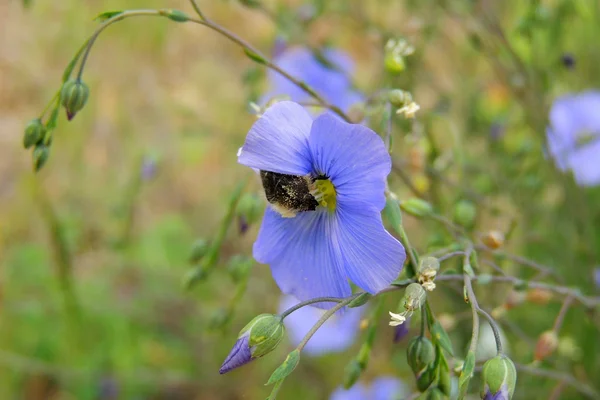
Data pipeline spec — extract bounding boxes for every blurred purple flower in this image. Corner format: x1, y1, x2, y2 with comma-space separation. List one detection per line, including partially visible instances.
140, 156, 157, 181
546, 91, 600, 186
393, 317, 410, 343
265, 47, 363, 114
330, 377, 406, 400
238, 101, 405, 305
594, 267, 600, 289
279, 295, 364, 356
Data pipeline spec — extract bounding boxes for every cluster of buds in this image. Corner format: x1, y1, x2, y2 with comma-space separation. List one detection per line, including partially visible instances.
220, 314, 285, 374
388, 89, 420, 119
384, 38, 415, 73
480, 354, 517, 399
417, 256, 440, 292
389, 283, 426, 326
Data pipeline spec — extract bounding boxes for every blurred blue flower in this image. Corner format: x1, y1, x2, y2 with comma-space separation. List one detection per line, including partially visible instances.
546, 91, 600, 186
264, 46, 363, 113
279, 295, 364, 355
238, 101, 405, 305
330, 377, 407, 400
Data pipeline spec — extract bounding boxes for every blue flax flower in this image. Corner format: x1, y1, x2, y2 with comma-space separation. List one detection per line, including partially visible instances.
279, 295, 364, 355
238, 101, 405, 305
264, 46, 362, 113
546, 91, 600, 186
330, 377, 407, 400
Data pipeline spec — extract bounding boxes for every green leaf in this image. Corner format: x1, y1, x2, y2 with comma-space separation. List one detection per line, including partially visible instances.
431, 321, 454, 356
347, 293, 372, 308
244, 48, 267, 65
458, 351, 475, 399
383, 196, 402, 231
266, 350, 300, 385
391, 278, 413, 286
94, 11, 123, 22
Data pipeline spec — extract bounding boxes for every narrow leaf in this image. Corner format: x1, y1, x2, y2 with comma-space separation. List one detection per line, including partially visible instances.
431, 321, 454, 356
94, 11, 123, 22
244, 48, 267, 65
266, 350, 300, 385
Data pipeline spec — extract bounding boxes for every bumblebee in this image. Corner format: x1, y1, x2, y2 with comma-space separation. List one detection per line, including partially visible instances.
260, 171, 318, 218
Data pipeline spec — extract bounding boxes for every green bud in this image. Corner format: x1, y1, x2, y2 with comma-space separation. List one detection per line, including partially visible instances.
60, 79, 90, 120
416, 366, 436, 392
347, 292, 372, 308
226, 254, 253, 283
400, 198, 434, 218
480, 355, 517, 399
418, 256, 440, 276
453, 200, 477, 228
423, 388, 444, 400
208, 308, 231, 330
407, 336, 435, 377
32, 144, 50, 171
159, 8, 189, 22
385, 52, 406, 74
388, 89, 412, 108
343, 359, 363, 389
23, 119, 45, 149
403, 283, 427, 311
241, 314, 285, 358
236, 192, 263, 232
438, 356, 452, 396
188, 239, 210, 264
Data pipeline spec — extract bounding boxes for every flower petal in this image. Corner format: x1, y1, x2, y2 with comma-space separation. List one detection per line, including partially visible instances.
309, 114, 391, 210
370, 377, 407, 400
219, 334, 253, 374
336, 205, 405, 294
330, 383, 369, 400
279, 295, 363, 356
238, 101, 313, 175
253, 207, 351, 304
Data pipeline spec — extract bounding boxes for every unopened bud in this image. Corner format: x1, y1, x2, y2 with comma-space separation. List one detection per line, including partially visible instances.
453, 200, 477, 228
480, 355, 517, 400
32, 144, 50, 171
236, 193, 263, 234
481, 230, 505, 249
526, 288, 553, 305
388, 89, 412, 108
416, 366, 436, 392
60, 79, 90, 120
534, 330, 558, 362
219, 314, 284, 374
400, 198, 433, 218
23, 119, 45, 149
226, 255, 253, 283
343, 359, 363, 389
188, 239, 210, 264
208, 308, 231, 330
407, 336, 435, 377
418, 257, 440, 279
424, 388, 444, 400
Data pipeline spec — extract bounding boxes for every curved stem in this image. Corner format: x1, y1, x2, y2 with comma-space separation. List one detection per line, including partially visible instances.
464, 274, 480, 354
280, 296, 347, 319
295, 297, 355, 352
478, 308, 503, 354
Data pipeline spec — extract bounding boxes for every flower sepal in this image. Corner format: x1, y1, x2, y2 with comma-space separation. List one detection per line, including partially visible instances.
480, 355, 517, 400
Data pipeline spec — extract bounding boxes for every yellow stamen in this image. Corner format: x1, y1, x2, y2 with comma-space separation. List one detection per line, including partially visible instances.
311, 179, 337, 212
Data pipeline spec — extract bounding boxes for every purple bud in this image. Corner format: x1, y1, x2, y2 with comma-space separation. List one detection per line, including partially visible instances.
393, 317, 410, 343
561, 53, 575, 69
238, 215, 249, 235
482, 386, 510, 400
140, 157, 157, 181
219, 333, 254, 374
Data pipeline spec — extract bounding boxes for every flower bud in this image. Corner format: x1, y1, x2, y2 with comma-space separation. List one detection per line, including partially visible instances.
534, 330, 558, 362
226, 254, 253, 283
219, 314, 285, 374
23, 118, 45, 149
453, 200, 477, 228
400, 198, 433, 218
424, 388, 444, 400
480, 355, 516, 400
236, 193, 263, 234
60, 79, 90, 120
481, 230, 505, 249
407, 336, 435, 377
403, 283, 426, 311
32, 144, 50, 171
418, 257, 440, 279
188, 239, 210, 264
388, 89, 412, 108
343, 359, 363, 389
526, 288, 553, 305
416, 365, 436, 392
208, 308, 231, 330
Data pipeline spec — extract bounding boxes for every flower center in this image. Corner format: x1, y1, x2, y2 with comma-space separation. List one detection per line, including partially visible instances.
310, 178, 337, 212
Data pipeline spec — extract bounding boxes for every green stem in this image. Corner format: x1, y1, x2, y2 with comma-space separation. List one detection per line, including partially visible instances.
463, 274, 479, 355
395, 219, 419, 278
295, 297, 355, 352
280, 296, 350, 319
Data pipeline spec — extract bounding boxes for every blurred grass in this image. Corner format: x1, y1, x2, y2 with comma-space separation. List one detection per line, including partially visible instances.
0, 0, 599, 399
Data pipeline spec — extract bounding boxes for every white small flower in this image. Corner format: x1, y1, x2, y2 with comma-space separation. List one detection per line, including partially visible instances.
389, 311, 407, 326
422, 281, 436, 292
397, 102, 420, 119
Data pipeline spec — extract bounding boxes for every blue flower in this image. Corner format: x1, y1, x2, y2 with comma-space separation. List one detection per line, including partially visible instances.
330, 377, 407, 400
264, 47, 362, 113
278, 295, 364, 355
546, 91, 600, 186
238, 101, 405, 305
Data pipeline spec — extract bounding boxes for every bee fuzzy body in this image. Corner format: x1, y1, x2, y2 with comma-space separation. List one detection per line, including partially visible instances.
260, 171, 318, 218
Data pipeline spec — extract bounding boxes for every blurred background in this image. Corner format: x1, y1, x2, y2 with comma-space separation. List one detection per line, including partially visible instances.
1, 0, 599, 399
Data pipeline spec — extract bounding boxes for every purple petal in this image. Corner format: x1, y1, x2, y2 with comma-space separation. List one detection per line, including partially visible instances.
370, 377, 407, 400
254, 207, 351, 304
238, 101, 313, 175
483, 386, 510, 400
279, 295, 364, 356
266, 47, 362, 114
330, 383, 369, 400
567, 137, 600, 186
309, 114, 391, 210
219, 334, 254, 374
336, 205, 405, 294
393, 318, 411, 343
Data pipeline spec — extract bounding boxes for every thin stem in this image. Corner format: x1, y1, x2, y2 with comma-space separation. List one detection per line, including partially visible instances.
188, 0, 206, 20
391, 162, 424, 199
552, 295, 573, 334
477, 308, 503, 354
267, 380, 284, 400
438, 251, 466, 263
280, 296, 348, 319
295, 297, 355, 352
464, 274, 480, 354
39, 91, 61, 120
419, 305, 426, 337
394, 218, 419, 278
477, 245, 564, 282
